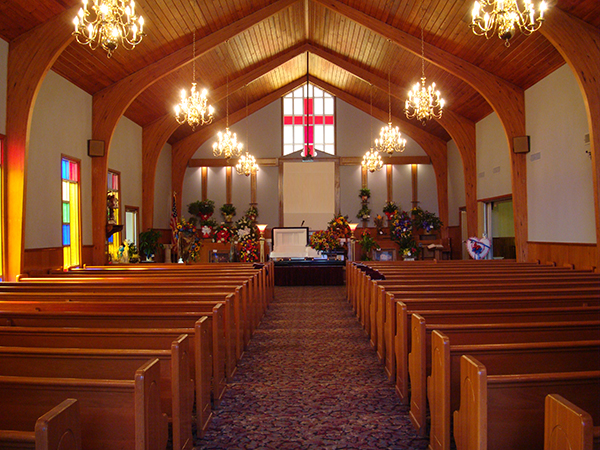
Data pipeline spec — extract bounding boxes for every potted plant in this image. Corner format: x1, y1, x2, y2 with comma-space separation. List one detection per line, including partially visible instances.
138, 229, 162, 261
220, 203, 237, 223
358, 231, 380, 261
245, 205, 258, 222
411, 207, 443, 233
357, 205, 371, 221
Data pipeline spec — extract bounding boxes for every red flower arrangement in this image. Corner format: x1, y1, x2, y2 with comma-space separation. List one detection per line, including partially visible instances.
212, 224, 233, 244
239, 239, 259, 262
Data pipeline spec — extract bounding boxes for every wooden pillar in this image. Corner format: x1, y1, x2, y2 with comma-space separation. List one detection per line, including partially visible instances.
411, 164, 419, 209
361, 166, 368, 189
201, 167, 208, 201
226, 166, 232, 204
386, 164, 393, 203
250, 170, 257, 205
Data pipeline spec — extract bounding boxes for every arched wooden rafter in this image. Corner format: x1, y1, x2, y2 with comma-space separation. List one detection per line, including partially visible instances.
141, 43, 310, 231
314, 0, 528, 261
540, 9, 600, 272
4, 6, 78, 281
90, 0, 300, 264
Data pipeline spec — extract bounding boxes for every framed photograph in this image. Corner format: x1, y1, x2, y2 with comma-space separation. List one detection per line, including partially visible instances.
211, 251, 230, 263
372, 248, 396, 262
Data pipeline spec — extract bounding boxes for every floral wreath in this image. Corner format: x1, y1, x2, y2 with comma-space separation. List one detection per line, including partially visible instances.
212, 223, 233, 244
235, 216, 259, 243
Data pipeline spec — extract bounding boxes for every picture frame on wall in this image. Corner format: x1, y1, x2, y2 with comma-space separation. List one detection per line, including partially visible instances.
372, 248, 396, 261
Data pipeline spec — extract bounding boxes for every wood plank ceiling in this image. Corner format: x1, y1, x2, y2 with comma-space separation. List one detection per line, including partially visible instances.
1, 0, 598, 146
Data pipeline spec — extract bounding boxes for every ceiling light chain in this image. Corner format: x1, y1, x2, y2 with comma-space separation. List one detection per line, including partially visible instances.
236, 86, 259, 176
470, 0, 548, 47
362, 84, 384, 173
405, 11, 445, 126
375, 57, 406, 155
174, 29, 215, 131
73, 0, 145, 58
213, 44, 243, 160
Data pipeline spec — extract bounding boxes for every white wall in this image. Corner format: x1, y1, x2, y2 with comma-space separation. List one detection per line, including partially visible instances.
0, 38, 7, 135
447, 140, 466, 227
525, 64, 594, 243
27, 71, 93, 248
476, 113, 511, 200
109, 116, 143, 224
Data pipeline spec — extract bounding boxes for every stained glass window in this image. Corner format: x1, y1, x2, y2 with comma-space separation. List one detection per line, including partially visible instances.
61, 157, 81, 268
282, 83, 335, 156
107, 170, 121, 261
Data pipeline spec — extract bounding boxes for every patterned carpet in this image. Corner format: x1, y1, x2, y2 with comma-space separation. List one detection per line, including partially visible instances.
195, 286, 429, 450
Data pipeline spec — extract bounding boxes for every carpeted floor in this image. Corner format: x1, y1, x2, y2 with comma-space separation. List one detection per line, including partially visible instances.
195, 285, 429, 450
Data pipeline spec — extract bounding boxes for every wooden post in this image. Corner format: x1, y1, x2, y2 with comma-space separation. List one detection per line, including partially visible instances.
411, 164, 419, 209
386, 164, 393, 203
201, 167, 208, 201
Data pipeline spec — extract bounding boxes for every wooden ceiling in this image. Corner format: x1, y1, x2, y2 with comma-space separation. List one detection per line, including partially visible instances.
1, 0, 599, 146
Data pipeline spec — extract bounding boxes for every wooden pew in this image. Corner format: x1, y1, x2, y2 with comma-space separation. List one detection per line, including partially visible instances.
545, 394, 600, 450
408, 313, 600, 436
0, 306, 227, 413
0, 358, 168, 450
428, 331, 600, 450
453, 355, 600, 450
0, 398, 81, 450
0, 335, 193, 450
0, 321, 213, 437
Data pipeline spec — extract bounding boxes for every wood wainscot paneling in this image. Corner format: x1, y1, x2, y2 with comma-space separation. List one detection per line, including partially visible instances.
528, 241, 598, 272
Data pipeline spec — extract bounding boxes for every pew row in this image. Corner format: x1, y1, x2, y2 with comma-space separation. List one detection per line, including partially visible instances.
0, 358, 168, 450
408, 313, 600, 436
0, 322, 213, 437
0, 398, 81, 450
428, 330, 600, 450
0, 335, 193, 450
453, 355, 600, 450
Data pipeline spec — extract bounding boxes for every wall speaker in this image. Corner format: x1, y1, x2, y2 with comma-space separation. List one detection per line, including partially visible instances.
87, 139, 105, 157
513, 136, 530, 154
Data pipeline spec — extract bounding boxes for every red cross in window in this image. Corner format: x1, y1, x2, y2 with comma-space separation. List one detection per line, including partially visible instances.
284, 98, 334, 157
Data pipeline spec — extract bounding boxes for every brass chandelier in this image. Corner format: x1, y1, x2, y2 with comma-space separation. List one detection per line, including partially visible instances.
375, 63, 406, 155
470, 0, 548, 47
213, 55, 243, 159
405, 17, 445, 125
72, 0, 145, 58
236, 88, 258, 176
174, 30, 214, 130
362, 86, 384, 173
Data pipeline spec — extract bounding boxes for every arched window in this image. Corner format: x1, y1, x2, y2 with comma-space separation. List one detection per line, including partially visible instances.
282, 83, 335, 157
61, 156, 81, 268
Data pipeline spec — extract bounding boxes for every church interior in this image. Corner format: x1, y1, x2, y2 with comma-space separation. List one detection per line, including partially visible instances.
0, 0, 598, 449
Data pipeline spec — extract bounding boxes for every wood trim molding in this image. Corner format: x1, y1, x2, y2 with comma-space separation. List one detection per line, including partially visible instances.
201, 167, 208, 201
226, 167, 232, 204
386, 164, 393, 203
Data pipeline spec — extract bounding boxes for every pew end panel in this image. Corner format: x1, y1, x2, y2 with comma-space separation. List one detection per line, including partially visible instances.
395, 300, 409, 404
35, 398, 81, 450
409, 313, 427, 435
545, 394, 594, 450
194, 317, 213, 437
135, 358, 169, 450
453, 355, 487, 450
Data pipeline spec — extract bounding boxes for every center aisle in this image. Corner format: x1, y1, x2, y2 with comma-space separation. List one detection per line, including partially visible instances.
196, 286, 429, 449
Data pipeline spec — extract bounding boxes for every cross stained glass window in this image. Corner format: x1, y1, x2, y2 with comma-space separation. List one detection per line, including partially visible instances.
283, 83, 335, 156
61, 157, 81, 268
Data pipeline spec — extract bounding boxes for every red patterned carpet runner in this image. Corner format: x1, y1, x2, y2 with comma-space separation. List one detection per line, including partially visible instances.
196, 286, 428, 449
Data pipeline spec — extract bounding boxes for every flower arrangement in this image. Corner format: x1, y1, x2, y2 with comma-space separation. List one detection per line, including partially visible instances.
357, 205, 371, 220
309, 229, 342, 253
199, 218, 217, 239
188, 239, 203, 262
402, 243, 420, 259
358, 231, 380, 261
411, 207, 443, 233
327, 213, 351, 239
359, 188, 371, 200
245, 205, 258, 222
389, 210, 414, 253
212, 223, 233, 244
220, 203, 237, 221
239, 239, 259, 262
235, 216, 259, 243
188, 199, 215, 220
383, 201, 399, 218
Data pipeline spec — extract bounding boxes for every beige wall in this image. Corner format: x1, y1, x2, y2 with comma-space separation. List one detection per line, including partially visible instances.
447, 140, 466, 227
476, 112, 512, 200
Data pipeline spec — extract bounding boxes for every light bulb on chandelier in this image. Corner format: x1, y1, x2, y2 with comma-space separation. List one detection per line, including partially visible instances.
470, 0, 547, 47
174, 30, 214, 130
72, 0, 145, 58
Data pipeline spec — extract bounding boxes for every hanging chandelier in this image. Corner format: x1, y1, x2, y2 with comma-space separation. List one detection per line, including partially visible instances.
235, 153, 258, 176
72, 0, 145, 58
375, 64, 406, 155
235, 87, 258, 176
405, 18, 445, 125
213, 65, 243, 159
361, 149, 384, 173
174, 30, 214, 130
470, 0, 547, 47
